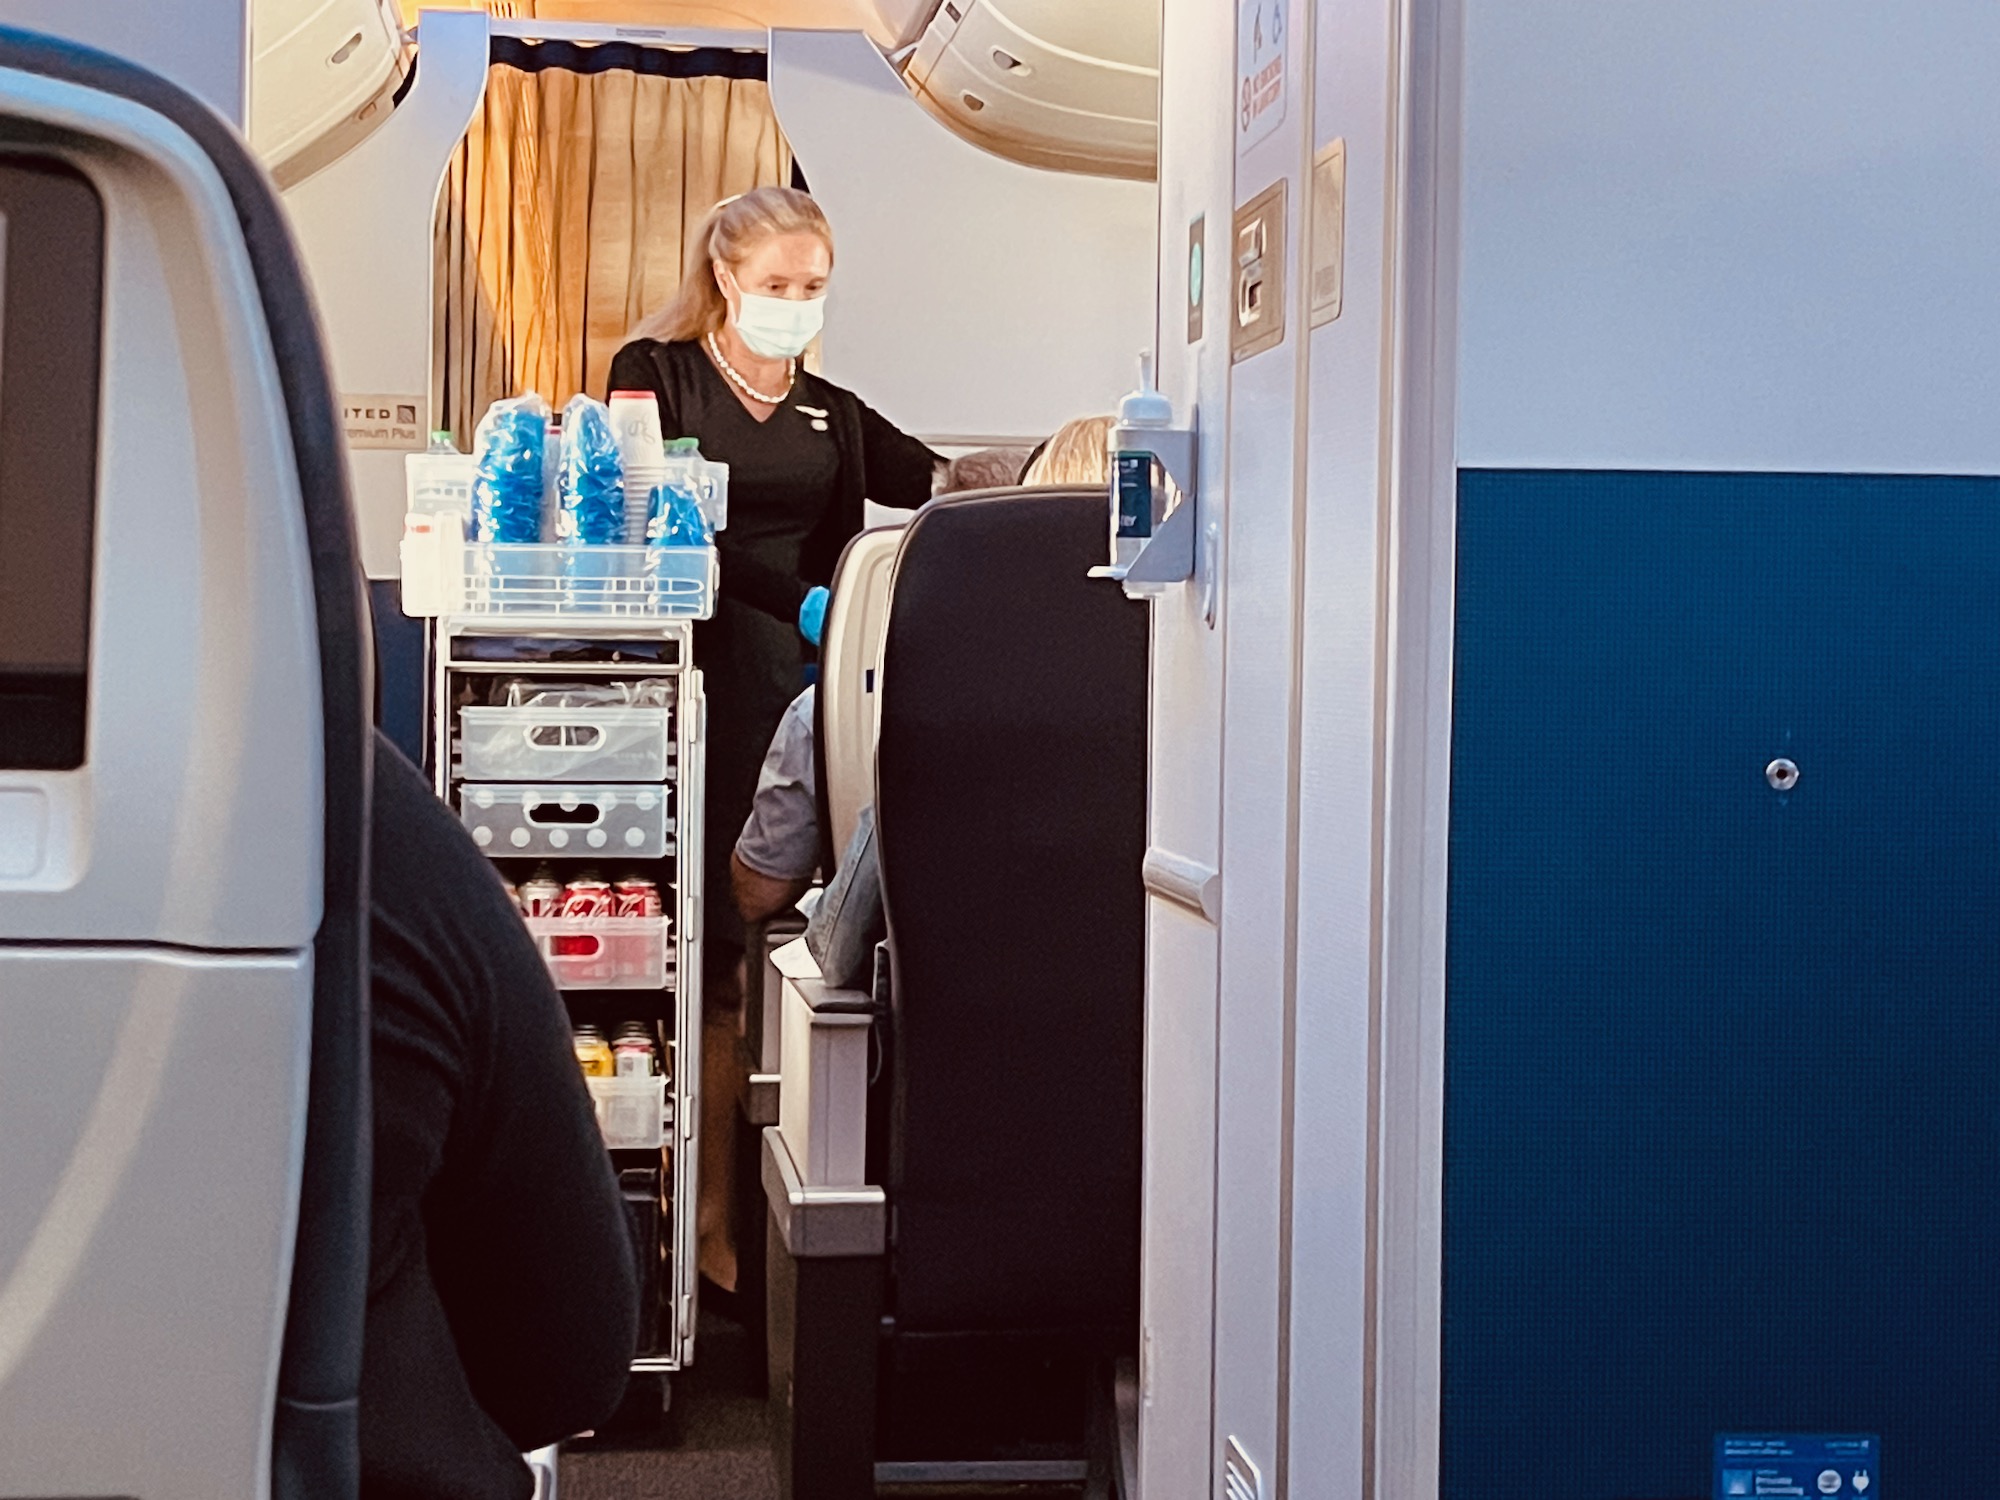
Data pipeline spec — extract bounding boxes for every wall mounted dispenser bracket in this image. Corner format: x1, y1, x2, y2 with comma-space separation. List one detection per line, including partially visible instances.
1090, 353, 1199, 600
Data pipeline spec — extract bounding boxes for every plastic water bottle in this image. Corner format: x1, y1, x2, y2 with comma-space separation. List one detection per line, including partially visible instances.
402, 432, 475, 617
406, 431, 475, 520
647, 437, 713, 548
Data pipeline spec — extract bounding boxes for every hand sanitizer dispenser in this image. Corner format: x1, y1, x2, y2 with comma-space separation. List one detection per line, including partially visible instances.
1093, 352, 1198, 595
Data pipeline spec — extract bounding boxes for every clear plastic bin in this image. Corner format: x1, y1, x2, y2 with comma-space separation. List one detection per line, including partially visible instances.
458, 783, 672, 858
587, 1074, 670, 1150
460, 704, 673, 782
527, 915, 673, 989
438, 542, 716, 619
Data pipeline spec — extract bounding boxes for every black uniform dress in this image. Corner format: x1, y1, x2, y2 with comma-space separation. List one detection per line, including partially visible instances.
605, 337, 937, 982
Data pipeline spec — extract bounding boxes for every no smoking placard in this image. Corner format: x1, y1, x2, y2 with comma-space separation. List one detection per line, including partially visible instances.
1237, 0, 1286, 153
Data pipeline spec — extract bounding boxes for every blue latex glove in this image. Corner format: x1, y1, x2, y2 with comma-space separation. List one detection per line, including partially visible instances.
799, 585, 829, 647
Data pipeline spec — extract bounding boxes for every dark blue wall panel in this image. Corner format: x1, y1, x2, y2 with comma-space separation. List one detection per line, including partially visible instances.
368, 578, 428, 769
1443, 470, 2000, 1499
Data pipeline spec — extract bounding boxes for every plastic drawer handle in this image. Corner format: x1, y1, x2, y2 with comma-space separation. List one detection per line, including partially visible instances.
525, 724, 605, 751
524, 799, 607, 826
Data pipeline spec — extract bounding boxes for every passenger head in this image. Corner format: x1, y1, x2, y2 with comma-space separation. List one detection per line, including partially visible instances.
941, 447, 1036, 494
636, 186, 835, 344
1022, 415, 1114, 487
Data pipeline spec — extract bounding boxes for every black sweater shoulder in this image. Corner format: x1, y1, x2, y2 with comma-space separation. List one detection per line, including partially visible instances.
361, 731, 638, 1500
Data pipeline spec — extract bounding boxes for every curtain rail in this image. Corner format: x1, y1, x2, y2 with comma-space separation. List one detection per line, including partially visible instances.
486, 19, 766, 51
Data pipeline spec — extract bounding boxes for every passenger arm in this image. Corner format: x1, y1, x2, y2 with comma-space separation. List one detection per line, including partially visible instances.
734, 847, 812, 925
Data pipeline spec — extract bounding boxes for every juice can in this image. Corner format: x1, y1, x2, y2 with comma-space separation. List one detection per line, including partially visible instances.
573, 1025, 614, 1078
613, 1022, 657, 1077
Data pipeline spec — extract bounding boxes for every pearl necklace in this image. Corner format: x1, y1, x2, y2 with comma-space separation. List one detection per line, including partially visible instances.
706, 331, 794, 406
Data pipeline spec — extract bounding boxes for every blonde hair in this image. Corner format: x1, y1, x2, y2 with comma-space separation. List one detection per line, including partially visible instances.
634, 186, 834, 343
1023, 415, 1114, 487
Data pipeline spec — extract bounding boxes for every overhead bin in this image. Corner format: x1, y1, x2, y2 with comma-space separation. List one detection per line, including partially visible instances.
902, 0, 1159, 179
247, 0, 409, 187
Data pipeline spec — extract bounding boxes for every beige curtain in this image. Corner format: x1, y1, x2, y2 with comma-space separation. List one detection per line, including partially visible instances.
433, 65, 792, 443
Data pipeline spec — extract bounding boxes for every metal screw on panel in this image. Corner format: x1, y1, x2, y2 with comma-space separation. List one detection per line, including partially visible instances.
1766, 758, 1800, 791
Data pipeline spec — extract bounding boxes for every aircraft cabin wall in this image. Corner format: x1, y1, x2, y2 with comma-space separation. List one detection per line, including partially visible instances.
1435, 5, 2000, 1499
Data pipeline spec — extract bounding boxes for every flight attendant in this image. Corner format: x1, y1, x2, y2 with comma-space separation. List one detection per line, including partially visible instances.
607, 186, 939, 1299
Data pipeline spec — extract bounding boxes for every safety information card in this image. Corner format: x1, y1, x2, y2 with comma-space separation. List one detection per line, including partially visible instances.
1715, 1435, 1878, 1499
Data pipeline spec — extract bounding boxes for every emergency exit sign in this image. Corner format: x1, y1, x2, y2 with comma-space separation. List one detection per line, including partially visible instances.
1237, 0, 1286, 152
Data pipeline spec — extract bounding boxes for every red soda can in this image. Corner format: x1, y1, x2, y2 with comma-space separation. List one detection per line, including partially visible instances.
521, 869, 565, 919
561, 877, 615, 919
556, 876, 615, 977
610, 877, 661, 979
614, 877, 662, 918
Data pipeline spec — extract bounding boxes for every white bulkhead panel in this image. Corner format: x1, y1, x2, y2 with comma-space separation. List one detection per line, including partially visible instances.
282, 6, 487, 578
1285, 0, 1429, 1493
1202, 0, 1314, 1493
769, 27, 1155, 445
0, 65, 324, 951
1139, 0, 1232, 1492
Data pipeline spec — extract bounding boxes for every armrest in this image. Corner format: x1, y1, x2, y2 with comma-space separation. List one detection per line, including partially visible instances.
761, 1127, 885, 1260
774, 940, 875, 1190
742, 917, 808, 1126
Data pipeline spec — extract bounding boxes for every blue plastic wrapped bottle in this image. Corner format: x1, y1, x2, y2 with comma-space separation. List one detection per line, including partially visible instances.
559, 395, 628, 610
471, 394, 551, 544
557, 395, 626, 544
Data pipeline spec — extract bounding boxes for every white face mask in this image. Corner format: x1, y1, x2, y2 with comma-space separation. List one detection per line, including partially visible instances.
727, 281, 826, 359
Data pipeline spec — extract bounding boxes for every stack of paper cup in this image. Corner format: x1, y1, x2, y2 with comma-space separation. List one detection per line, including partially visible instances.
622, 463, 664, 544
609, 390, 667, 544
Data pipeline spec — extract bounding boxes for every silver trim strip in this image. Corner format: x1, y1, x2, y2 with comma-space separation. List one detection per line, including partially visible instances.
1142, 845, 1221, 925
761, 1127, 886, 1260
876, 1461, 1090, 1484
916, 432, 1047, 449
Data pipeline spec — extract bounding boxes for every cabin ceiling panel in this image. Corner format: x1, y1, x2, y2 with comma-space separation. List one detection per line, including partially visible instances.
396, 0, 900, 38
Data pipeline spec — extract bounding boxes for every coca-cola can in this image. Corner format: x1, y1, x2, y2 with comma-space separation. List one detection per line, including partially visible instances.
520, 871, 565, 919
561, 878, 615, 919
614, 877, 662, 918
